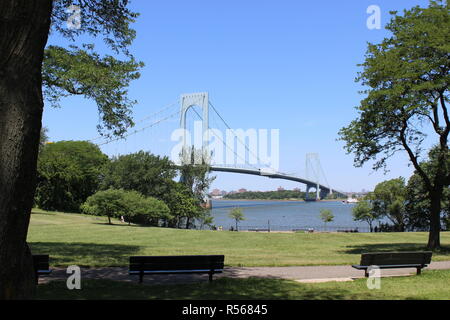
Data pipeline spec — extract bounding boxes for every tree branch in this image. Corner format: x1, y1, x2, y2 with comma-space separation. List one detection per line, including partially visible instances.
399, 120, 432, 190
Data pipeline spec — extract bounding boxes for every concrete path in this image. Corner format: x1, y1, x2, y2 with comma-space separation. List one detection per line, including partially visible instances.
38, 261, 450, 285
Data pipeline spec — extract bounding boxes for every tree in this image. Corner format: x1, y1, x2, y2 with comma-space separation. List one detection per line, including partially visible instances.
178, 148, 216, 229
405, 147, 450, 231
179, 148, 216, 202
123, 192, 171, 226
35, 141, 109, 212
319, 209, 334, 230
0, 0, 142, 298
39, 127, 49, 152
338, 1, 450, 249
101, 151, 177, 200
352, 200, 379, 232
81, 189, 170, 226
81, 189, 129, 225
197, 210, 215, 230
370, 178, 408, 232
164, 183, 200, 229
229, 207, 245, 231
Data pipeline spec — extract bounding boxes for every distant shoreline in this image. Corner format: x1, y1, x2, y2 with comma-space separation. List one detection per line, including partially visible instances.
213, 198, 346, 202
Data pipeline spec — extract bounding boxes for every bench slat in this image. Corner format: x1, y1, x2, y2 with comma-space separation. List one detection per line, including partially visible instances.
360, 251, 432, 266
129, 255, 225, 283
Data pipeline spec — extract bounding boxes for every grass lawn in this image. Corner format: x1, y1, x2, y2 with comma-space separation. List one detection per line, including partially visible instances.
36, 270, 450, 300
28, 210, 450, 267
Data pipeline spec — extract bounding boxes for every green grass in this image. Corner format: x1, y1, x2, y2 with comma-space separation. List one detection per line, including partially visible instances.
28, 210, 450, 267
35, 270, 450, 300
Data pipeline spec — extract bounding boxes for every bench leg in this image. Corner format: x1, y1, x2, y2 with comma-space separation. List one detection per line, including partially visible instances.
209, 272, 213, 283
416, 267, 422, 275
139, 272, 144, 284
364, 270, 369, 278
35, 272, 39, 285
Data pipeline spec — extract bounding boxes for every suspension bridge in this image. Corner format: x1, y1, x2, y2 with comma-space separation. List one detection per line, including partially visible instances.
91, 92, 345, 201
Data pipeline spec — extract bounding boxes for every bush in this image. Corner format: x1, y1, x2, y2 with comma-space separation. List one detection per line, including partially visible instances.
81, 189, 170, 226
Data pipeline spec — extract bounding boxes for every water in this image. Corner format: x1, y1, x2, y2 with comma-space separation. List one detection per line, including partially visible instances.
209, 200, 374, 232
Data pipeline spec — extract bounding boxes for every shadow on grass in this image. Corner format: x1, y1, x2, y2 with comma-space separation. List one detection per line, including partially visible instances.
342, 243, 450, 257
36, 278, 356, 300
29, 242, 141, 267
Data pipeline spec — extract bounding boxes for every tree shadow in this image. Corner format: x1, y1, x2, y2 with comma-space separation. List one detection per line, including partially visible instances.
342, 243, 450, 257
36, 277, 359, 300
29, 242, 141, 267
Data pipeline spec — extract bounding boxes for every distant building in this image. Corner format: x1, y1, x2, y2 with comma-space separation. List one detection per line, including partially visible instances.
238, 188, 247, 193
210, 188, 222, 196
277, 186, 285, 191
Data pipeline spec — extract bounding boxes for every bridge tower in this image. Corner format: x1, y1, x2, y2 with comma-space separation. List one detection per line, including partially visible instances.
304, 153, 331, 201
179, 92, 210, 164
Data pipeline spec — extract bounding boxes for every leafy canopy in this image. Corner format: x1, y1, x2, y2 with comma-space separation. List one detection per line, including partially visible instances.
35, 140, 109, 212
339, 1, 449, 180
45, 0, 144, 137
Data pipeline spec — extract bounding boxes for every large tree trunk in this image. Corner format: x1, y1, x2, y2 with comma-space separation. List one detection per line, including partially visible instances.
427, 189, 443, 250
0, 0, 52, 299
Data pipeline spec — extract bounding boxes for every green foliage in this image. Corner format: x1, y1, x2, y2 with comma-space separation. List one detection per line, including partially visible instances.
45, 0, 144, 138
81, 188, 170, 226
197, 210, 215, 230
42, 45, 144, 137
35, 140, 109, 212
39, 127, 49, 152
339, 1, 450, 171
371, 178, 407, 231
81, 189, 129, 224
179, 148, 216, 204
406, 147, 450, 230
101, 151, 177, 199
319, 209, 334, 228
352, 200, 378, 232
338, 1, 449, 248
224, 189, 305, 200
163, 183, 201, 229
229, 207, 245, 231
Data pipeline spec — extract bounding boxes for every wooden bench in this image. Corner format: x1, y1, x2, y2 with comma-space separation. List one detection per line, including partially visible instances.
129, 255, 225, 283
352, 251, 432, 277
33, 254, 52, 284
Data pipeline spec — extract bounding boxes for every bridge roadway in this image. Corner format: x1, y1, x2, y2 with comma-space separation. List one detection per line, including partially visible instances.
209, 166, 342, 199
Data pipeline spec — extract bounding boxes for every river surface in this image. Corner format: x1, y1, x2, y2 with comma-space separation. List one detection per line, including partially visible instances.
209, 199, 374, 232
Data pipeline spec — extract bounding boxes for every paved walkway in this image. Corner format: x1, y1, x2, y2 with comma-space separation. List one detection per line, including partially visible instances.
39, 261, 450, 285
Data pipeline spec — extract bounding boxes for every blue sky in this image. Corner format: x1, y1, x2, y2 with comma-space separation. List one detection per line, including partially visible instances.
43, 0, 432, 193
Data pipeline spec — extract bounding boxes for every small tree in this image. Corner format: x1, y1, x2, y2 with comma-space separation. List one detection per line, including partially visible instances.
352, 200, 378, 232
197, 209, 215, 230
229, 207, 245, 231
81, 189, 128, 224
320, 209, 334, 230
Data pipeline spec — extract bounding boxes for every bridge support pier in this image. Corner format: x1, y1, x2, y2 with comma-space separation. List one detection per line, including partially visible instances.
305, 184, 320, 201
305, 184, 330, 201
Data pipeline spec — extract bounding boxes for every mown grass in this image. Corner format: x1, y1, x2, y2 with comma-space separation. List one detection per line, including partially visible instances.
36, 270, 450, 300
28, 210, 450, 268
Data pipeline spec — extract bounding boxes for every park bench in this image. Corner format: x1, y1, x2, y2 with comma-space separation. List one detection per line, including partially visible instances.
33, 254, 52, 284
129, 255, 225, 283
352, 251, 432, 277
